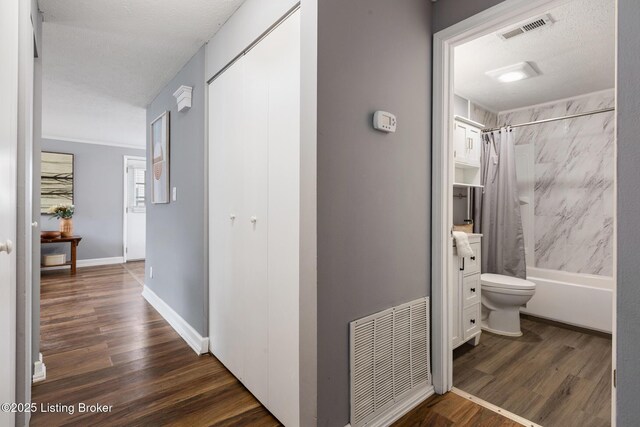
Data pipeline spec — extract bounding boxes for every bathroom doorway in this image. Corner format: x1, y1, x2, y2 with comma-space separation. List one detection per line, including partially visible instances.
432, 0, 616, 425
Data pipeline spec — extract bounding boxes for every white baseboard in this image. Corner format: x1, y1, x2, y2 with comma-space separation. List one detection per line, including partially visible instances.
344, 385, 434, 427
42, 256, 124, 271
32, 353, 46, 383
78, 257, 124, 267
141, 285, 209, 355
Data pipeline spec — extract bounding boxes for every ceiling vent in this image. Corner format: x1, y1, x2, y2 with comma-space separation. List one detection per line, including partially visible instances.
498, 14, 554, 40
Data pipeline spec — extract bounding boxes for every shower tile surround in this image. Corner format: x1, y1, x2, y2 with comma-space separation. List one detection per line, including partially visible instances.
498, 91, 615, 276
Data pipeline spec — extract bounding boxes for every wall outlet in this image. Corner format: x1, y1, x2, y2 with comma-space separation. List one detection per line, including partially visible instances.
149, 266, 153, 278
172, 187, 177, 201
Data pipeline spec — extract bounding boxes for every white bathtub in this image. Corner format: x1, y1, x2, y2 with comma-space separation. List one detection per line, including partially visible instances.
520, 267, 613, 333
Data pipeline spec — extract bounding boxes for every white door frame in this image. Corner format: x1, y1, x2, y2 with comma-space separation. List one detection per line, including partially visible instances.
123, 155, 146, 262
431, 0, 617, 423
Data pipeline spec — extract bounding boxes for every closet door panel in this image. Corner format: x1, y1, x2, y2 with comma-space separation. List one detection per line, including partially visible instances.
265, 12, 301, 426
240, 43, 270, 404
208, 57, 246, 380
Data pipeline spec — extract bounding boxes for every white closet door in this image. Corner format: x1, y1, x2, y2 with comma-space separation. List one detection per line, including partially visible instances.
208, 57, 246, 380
240, 40, 270, 404
264, 12, 301, 427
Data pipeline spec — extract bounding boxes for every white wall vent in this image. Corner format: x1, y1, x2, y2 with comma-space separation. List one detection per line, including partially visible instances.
498, 14, 553, 40
349, 297, 431, 427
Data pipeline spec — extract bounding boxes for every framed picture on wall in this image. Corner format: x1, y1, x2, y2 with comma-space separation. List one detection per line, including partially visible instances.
41, 151, 74, 214
150, 111, 170, 204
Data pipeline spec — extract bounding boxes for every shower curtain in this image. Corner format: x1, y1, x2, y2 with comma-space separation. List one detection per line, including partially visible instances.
474, 128, 527, 279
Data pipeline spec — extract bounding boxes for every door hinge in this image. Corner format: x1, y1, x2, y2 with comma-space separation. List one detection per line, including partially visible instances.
613, 369, 617, 388
125, 246, 128, 254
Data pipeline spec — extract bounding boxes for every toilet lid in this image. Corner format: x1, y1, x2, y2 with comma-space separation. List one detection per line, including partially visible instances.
481, 273, 536, 290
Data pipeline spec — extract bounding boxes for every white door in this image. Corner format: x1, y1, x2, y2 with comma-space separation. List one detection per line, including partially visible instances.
0, 0, 19, 425
453, 121, 467, 162
209, 55, 246, 380
264, 12, 301, 423
208, 10, 301, 426
124, 157, 146, 261
467, 127, 481, 165
241, 40, 270, 404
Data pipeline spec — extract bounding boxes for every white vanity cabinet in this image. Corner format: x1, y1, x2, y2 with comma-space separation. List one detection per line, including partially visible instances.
451, 234, 482, 349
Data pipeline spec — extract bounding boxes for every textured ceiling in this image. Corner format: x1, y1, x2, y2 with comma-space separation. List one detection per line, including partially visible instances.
454, 0, 615, 112
39, 0, 244, 147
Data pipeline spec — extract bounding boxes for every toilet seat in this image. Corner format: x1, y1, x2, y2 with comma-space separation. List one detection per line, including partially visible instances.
481, 273, 536, 291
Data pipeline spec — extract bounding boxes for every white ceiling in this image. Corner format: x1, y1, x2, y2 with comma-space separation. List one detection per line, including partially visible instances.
454, 0, 615, 113
39, 0, 245, 148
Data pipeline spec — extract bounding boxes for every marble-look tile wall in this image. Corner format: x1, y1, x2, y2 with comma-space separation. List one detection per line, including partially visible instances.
498, 91, 615, 276
471, 103, 498, 128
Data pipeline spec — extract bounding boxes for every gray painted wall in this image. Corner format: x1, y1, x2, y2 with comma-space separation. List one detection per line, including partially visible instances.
617, 0, 640, 424
316, 1, 431, 425
145, 46, 207, 336
40, 139, 145, 261
432, 0, 504, 33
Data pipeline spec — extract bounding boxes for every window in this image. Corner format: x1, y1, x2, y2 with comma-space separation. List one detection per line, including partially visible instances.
128, 166, 146, 213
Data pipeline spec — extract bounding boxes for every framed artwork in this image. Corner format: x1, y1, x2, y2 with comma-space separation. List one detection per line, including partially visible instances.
41, 152, 74, 213
151, 111, 170, 204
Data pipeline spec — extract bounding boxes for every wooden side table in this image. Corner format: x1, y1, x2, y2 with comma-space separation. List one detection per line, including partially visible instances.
41, 236, 82, 274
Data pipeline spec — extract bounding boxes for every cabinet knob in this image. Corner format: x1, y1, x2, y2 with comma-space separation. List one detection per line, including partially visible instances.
470, 319, 476, 324
470, 287, 476, 293
470, 256, 476, 261
0, 239, 13, 254
229, 214, 236, 220
250, 216, 257, 224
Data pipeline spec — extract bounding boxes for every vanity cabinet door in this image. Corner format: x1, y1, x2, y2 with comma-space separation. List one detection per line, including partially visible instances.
463, 305, 481, 340
451, 252, 462, 348
463, 274, 480, 307
462, 242, 481, 276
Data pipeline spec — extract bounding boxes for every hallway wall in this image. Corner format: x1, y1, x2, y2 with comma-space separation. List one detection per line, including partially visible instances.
145, 46, 207, 336
317, 1, 432, 425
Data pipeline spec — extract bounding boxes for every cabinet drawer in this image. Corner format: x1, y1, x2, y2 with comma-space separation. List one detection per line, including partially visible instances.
463, 304, 481, 340
463, 274, 480, 307
462, 242, 481, 276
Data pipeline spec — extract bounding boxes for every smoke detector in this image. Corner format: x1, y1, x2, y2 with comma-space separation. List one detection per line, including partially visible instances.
498, 14, 554, 40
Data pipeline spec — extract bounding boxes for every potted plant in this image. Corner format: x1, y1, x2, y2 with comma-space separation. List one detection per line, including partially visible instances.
48, 204, 75, 237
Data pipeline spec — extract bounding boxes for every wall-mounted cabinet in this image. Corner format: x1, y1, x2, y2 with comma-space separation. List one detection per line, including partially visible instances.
453, 116, 484, 187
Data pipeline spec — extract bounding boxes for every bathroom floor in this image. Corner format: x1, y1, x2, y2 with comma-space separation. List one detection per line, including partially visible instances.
453, 315, 611, 427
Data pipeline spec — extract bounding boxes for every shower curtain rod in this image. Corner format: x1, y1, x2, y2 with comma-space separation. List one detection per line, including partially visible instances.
482, 107, 615, 133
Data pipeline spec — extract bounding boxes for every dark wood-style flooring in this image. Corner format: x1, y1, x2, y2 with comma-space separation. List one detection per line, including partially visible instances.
32, 263, 519, 426
32, 262, 280, 426
453, 316, 612, 427
393, 392, 521, 427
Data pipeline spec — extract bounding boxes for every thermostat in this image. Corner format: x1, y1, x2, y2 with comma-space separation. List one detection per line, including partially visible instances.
373, 111, 397, 133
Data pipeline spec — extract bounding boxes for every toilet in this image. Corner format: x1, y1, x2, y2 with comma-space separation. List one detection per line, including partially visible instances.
480, 273, 536, 337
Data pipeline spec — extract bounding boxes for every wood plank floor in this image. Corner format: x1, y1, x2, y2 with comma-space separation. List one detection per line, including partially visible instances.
33, 263, 523, 426
393, 392, 521, 427
453, 316, 612, 427
32, 262, 280, 426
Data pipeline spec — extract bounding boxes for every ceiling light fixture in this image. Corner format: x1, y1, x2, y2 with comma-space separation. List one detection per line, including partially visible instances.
486, 62, 539, 83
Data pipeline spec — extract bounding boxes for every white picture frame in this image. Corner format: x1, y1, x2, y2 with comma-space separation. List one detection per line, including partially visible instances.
150, 111, 170, 204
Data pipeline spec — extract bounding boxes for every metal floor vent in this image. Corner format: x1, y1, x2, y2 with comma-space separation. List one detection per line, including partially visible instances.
349, 297, 430, 427
498, 14, 553, 40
